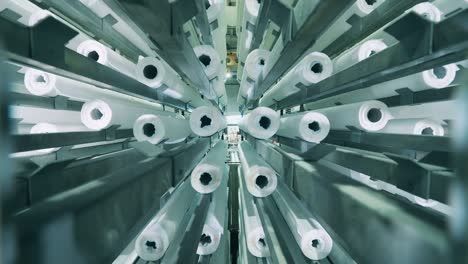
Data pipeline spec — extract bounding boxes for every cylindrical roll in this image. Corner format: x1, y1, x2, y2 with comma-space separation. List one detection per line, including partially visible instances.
272, 181, 333, 260
333, 39, 388, 73
206, 0, 225, 23
238, 141, 277, 197
308, 0, 385, 52
76, 39, 136, 77
389, 100, 456, 122
81, 98, 169, 130
135, 57, 209, 107
211, 78, 228, 108
238, 166, 270, 257
315, 100, 391, 132
276, 112, 331, 143
135, 181, 196, 261
379, 118, 445, 136
191, 141, 228, 193
411, 2, 442, 22
237, 49, 270, 104
0, 0, 49, 26
197, 165, 229, 255
305, 64, 460, 110
10, 106, 82, 125
259, 52, 333, 107
238, 107, 280, 139
133, 114, 190, 145
189, 106, 226, 137
29, 122, 89, 154
194, 45, 221, 80
237, 0, 261, 62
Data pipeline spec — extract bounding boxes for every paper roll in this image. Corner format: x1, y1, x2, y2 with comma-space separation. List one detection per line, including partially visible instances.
28, 122, 89, 154
333, 39, 388, 73
10, 106, 82, 125
211, 78, 228, 108
197, 165, 229, 254
259, 52, 333, 107
206, 0, 225, 23
135, 181, 196, 261
315, 100, 391, 131
238, 166, 270, 257
76, 40, 136, 77
194, 45, 222, 80
238, 141, 277, 197
0, 0, 49, 26
305, 64, 459, 110
411, 2, 442, 22
191, 141, 228, 193
272, 181, 333, 260
389, 100, 456, 122
308, 0, 385, 52
239, 107, 280, 139
237, 0, 261, 62
81, 98, 169, 130
276, 112, 331, 143
135, 57, 209, 107
133, 114, 190, 145
238, 49, 270, 104
379, 118, 445, 136
189, 106, 226, 137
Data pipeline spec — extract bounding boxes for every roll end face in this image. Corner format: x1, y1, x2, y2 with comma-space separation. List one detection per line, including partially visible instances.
135, 226, 169, 261
422, 63, 458, 89
189, 106, 223, 137
133, 115, 167, 144
299, 112, 331, 143
415, 119, 445, 136
76, 40, 108, 64
247, 228, 270, 257
358, 39, 388, 61
356, 0, 382, 15
136, 57, 166, 88
301, 230, 333, 260
194, 45, 221, 79
412, 2, 442, 22
81, 100, 112, 130
196, 225, 222, 255
247, 166, 277, 197
24, 69, 57, 97
191, 164, 223, 194
247, 107, 280, 139
301, 52, 333, 85
359, 101, 391, 131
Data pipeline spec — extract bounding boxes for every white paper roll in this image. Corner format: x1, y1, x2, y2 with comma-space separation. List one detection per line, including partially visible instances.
238, 141, 277, 197
305, 64, 460, 110
133, 114, 190, 145
315, 100, 391, 131
333, 39, 388, 73
238, 49, 270, 104
389, 100, 456, 122
379, 118, 445, 136
206, 0, 225, 23
135, 57, 209, 107
81, 98, 169, 130
194, 45, 222, 80
197, 165, 229, 254
259, 52, 333, 107
238, 166, 270, 257
10, 106, 82, 125
308, 0, 385, 52
76, 39, 136, 77
189, 106, 226, 137
135, 181, 196, 261
191, 141, 228, 193
272, 181, 332, 260
411, 2, 442, 22
211, 78, 228, 108
276, 112, 331, 143
239, 107, 280, 139
237, 0, 261, 62
28, 122, 89, 154
0, 0, 49, 26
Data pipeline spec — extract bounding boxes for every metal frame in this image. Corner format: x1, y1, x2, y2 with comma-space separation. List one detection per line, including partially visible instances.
11, 92, 84, 111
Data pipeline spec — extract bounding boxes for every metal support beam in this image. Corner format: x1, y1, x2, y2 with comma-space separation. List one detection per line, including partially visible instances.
10, 92, 84, 111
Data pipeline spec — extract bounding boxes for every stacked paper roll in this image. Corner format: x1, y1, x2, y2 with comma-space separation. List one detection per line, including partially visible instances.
0, 0, 49, 26
238, 166, 270, 257
81, 96, 170, 130
259, 52, 333, 107
135, 57, 209, 107
306, 64, 459, 110
237, 49, 270, 105
76, 39, 136, 77
194, 45, 222, 80
239, 107, 280, 139
276, 111, 331, 143
189, 106, 226, 137
389, 100, 456, 122
309, 0, 385, 52
10, 106, 83, 125
379, 118, 445, 136
211, 77, 228, 108
238, 141, 277, 197
273, 180, 333, 260
197, 165, 229, 255
410, 2, 443, 22
333, 39, 388, 73
133, 114, 191, 145
315, 100, 391, 132
237, 0, 261, 63
191, 141, 228, 193
135, 181, 196, 261
78, 0, 155, 56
